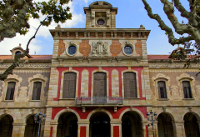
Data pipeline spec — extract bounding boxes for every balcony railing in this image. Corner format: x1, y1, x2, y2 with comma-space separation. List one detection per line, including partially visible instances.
76, 97, 123, 106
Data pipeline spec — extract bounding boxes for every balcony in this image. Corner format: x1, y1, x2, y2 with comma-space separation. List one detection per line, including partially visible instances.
76, 97, 123, 106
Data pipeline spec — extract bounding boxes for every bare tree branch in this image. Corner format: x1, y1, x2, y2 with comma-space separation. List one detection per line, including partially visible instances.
0, 17, 47, 81
142, 0, 193, 45
173, 0, 198, 28
142, 0, 200, 46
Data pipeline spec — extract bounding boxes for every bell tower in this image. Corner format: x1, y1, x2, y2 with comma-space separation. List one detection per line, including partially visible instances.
84, 1, 118, 28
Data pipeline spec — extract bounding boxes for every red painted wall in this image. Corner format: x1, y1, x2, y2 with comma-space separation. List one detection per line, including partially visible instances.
52, 106, 147, 120
80, 127, 87, 137
54, 67, 146, 100
113, 126, 119, 137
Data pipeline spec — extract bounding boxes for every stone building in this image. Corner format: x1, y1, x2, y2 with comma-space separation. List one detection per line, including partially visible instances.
0, 1, 200, 137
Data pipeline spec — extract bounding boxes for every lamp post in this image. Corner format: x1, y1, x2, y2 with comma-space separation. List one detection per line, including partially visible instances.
147, 110, 157, 137
34, 112, 46, 137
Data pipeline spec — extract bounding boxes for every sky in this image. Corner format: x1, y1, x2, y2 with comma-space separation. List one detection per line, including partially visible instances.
0, 0, 190, 55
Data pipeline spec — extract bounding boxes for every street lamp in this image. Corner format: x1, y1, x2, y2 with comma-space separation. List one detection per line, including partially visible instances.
34, 112, 46, 137
147, 110, 157, 137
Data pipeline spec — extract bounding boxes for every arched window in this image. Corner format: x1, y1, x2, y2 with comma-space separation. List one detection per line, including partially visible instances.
124, 72, 137, 98
5, 82, 16, 100
32, 82, 42, 100
182, 81, 192, 98
93, 72, 107, 97
158, 81, 167, 98
63, 72, 77, 98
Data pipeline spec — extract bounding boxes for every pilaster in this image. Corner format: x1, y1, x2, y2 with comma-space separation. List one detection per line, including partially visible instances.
174, 121, 186, 137
12, 122, 26, 137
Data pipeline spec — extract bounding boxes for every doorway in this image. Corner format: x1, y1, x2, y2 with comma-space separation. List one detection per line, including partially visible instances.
89, 112, 110, 137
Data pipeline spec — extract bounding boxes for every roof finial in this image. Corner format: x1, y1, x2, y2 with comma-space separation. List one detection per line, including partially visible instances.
19, 43, 21, 47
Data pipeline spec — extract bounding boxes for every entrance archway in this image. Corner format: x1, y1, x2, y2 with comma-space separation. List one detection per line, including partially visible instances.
0, 115, 13, 137
184, 112, 200, 137
122, 111, 143, 137
89, 112, 110, 137
57, 112, 78, 137
24, 115, 39, 137
158, 113, 174, 137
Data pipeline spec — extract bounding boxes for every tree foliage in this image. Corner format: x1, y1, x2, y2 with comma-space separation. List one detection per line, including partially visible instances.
0, 0, 72, 80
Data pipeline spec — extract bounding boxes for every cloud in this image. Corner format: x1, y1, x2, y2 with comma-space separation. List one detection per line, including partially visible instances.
0, 0, 84, 55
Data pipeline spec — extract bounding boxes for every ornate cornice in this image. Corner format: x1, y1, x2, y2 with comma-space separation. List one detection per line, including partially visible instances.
149, 62, 200, 69
0, 63, 51, 69
49, 28, 150, 40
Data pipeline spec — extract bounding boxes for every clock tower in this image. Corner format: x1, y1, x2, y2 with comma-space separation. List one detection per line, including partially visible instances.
84, 1, 118, 28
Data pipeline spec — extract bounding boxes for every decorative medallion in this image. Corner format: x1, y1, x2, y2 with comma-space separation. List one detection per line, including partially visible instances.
135, 40, 142, 56
58, 40, 65, 56
79, 40, 91, 58
92, 41, 108, 56
110, 40, 121, 57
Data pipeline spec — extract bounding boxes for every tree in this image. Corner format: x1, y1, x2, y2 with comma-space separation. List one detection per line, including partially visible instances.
0, 0, 72, 80
142, 0, 200, 68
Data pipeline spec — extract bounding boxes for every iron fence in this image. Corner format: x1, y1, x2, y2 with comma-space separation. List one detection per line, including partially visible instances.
76, 97, 123, 105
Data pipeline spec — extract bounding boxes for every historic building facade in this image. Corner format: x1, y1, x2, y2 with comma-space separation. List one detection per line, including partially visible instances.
0, 1, 200, 137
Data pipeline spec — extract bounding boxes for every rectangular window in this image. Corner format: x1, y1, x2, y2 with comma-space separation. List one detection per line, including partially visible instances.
32, 82, 42, 100
124, 72, 137, 98
158, 81, 167, 98
93, 72, 107, 97
63, 72, 77, 98
5, 82, 16, 100
182, 81, 192, 98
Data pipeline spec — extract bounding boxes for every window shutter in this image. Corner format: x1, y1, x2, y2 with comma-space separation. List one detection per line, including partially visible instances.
182, 81, 192, 98
32, 82, 42, 100
5, 82, 16, 100
158, 81, 167, 98
93, 73, 107, 97
63, 73, 76, 98
124, 72, 137, 98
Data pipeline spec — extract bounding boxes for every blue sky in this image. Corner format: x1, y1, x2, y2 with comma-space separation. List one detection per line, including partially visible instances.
0, 0, 190, 55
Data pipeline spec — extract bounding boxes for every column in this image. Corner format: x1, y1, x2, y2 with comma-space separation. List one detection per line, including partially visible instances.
197, 120, 200, 132
78, 121, 89, 137
43, 107, 52, 137
12, 122, 26, 137
111, 120, 122, 137
50, 120, 58, 137
174, 121, 186, 137
142, 120, 149, 137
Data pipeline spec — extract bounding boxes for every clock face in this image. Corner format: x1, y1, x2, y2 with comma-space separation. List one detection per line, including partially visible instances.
97, 19, 105, 25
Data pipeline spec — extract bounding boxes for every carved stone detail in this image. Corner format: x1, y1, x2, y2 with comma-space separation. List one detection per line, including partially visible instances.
0, 63, 51, 68
149, 63, 200, 68
92, 41, 108, 56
